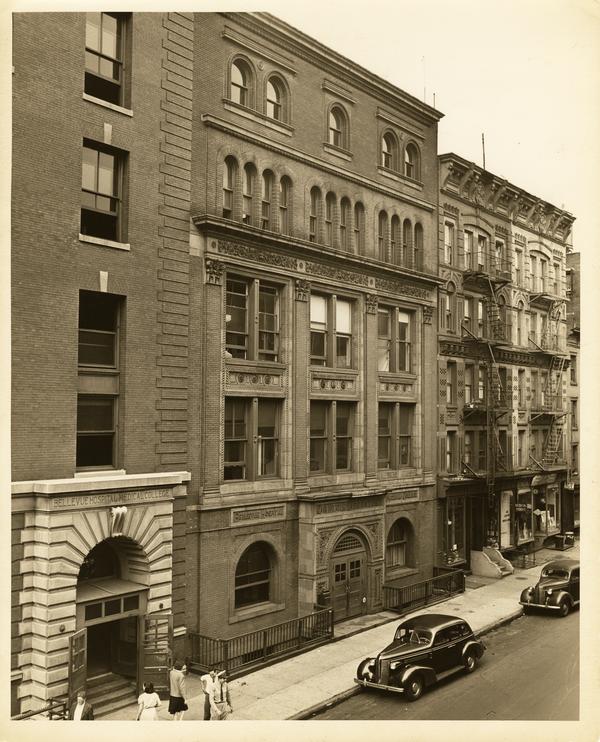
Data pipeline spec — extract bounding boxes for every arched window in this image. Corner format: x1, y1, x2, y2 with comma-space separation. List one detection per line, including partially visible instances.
414, 223, 423, 270
404, 143, 419, 180
391, 216, 401, 264
378, 211, 388, 261
266, 76, 286, 122
402, 219, 412, 266
222, 156, 237, 220
328, 105, 348, 149
381, 132, 397, 170
386, 519, 412, 568
441, 281, 456, 333
78, 540, 120, 582
325, 192, 336, 246
231, 59, 251, 107
340, 198, 350, 251
261, 170, 273, 230
309, 186, 321, 242
279, 176, 291, 235
517, 301, 524, 346
242, 163, 256, 225
235, 542, 272, 608
354, 202, 365, 253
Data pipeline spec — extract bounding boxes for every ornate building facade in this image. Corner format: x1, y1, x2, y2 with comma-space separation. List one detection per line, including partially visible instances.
436, 153, 575, 575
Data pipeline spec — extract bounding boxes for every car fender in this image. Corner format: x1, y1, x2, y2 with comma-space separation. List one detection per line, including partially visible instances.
546, 590, 572, 608
461, 640, 484, 660
399, 664, 437, 688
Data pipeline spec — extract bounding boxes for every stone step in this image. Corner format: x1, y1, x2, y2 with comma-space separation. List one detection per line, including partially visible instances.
87, 673, 136, 715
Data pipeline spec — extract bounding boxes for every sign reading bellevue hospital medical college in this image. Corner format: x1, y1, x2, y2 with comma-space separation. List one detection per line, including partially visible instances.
51, 488, 171, 509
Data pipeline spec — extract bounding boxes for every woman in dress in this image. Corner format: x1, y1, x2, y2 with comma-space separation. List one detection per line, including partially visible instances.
136, 681, 162, 721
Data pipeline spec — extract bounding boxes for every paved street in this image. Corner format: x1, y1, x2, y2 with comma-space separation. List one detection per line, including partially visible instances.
312, 611, 579, 720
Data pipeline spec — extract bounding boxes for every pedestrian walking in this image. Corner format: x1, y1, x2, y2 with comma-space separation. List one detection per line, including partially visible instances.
209, 671, 232, 720
136, 681, 162, 721
200, 668, 217, 720
168, 659, 188, 720
70, 691, 94, 721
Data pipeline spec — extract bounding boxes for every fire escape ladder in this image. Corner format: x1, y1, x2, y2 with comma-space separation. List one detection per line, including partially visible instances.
486, 279, 504, 342
541, 415, 566, 467
486, 345, 500, 544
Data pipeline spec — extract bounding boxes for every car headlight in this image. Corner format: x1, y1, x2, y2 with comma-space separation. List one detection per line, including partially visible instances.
546, 588, 553, 596
527, 586, 534, 594
390, 661, 401, 671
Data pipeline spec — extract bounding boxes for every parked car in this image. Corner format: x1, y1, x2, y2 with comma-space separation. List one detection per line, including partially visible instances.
354, 613, 485, 701
519, 558, 580, 617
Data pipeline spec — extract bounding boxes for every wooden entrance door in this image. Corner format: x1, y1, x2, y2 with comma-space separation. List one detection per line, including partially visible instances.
138, 613, 173, 697
330, 532, 367, 621
68, 628, 87, 710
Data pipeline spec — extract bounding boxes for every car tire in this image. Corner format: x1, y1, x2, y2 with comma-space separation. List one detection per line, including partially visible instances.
464, 650, 478, 673
403, 674, 424, 702
558, 599, 570, 618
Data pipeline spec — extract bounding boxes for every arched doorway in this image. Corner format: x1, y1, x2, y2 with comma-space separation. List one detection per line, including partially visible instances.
329, 531, 368, 621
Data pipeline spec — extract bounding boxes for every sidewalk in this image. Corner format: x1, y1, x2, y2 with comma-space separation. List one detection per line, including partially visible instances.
103, 541, 579, 721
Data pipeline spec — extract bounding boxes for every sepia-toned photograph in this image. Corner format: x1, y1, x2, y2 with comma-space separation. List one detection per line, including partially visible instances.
4, 1, 599, 739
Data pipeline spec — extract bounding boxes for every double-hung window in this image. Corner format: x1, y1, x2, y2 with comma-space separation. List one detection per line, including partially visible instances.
310, 294, 353, 368
310, 401, 355, 474
464, 230, 473, 269
378, 402, 414, 469
77, 291, 121, 469
81, 141, 125, 242
226, 276, 280, 362
377, 308, 412, 373
446, 362, 457, 405
224, 397, 280, 481
444, 222, 454, 264
85, 13, 126, 106
465, 364, 474, 404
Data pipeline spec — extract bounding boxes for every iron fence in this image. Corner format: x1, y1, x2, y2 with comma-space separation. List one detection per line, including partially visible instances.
383, 570, 466, 613
188, 607, 334, 676
12, 698, 68, 721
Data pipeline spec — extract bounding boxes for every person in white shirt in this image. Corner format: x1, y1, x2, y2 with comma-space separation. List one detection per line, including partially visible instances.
70, 692, 94, 720
200, 668, 217, 720
209, 671, 232, 720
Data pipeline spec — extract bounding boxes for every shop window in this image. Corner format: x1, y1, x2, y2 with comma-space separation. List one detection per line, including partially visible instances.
81, 141, 126, 242
85, 13, 128, 106
310, 401, 355, 474
534, 488, 559, 534
279, 176, 291, 235
377, 307, 412, 373
310, 294, 353, 368
386, 519, 412, 568
235, 542, 272, 608
222, 156, 238, 220
378, 402, 415, 469
444, 498, 465, 563
224, 398, 280, 481
225, 276, 280, 362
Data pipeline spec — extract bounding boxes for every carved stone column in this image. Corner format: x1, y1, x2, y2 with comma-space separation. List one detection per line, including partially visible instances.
364, 294, 379, 484
293, 279, 310, 492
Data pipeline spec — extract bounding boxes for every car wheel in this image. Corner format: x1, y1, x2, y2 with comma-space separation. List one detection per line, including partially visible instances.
464, 651, 478, 673
558, 599, 570, 618
404, 674, 424, 702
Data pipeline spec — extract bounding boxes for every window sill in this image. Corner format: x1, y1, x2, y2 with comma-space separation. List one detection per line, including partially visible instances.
74, 468, 125, 478
385, 566, 419, 581
83, 93, 133, 117
377, 167, 424, 192
226, 358, 287, 373
322, 142, 353, 161
79, 233, 130, 251
222, 99, 294, 136
229, 601, 285, 624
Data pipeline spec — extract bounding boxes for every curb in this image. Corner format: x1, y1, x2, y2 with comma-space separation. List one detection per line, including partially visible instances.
289, 607, 524, 720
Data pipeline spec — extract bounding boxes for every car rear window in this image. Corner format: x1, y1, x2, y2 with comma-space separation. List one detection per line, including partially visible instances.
541, 567, 568, 579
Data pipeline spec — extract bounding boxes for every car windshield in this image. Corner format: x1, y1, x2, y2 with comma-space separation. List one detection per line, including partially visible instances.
394, 627, 433, 645
541, 567, 569, 579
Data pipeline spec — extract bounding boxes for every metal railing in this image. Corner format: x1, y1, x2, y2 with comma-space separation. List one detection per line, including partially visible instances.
383, 570, 466, 614
12, 698, 68, 721
188, 608, 334, 676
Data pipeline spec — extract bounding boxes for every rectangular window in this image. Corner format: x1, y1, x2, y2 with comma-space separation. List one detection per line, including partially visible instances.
570, 354, 577, 384
464, 231, 473, 269
397, 311, 411, 372
78, 291, 119, 367
571, 399, 578, 430
530, 256, 537, 292
85, 13, 126, 106
377, 309, 391, 372
378, 307, 412, 373
378, 403, 392, 469
531, 370, 538, 409
335, 402, 353, 471
444, 222, 454, 264
463, 297, 472, 334
446, 362, 456, 405
77, 395, 116, 468
518, 429, 526, 467
465, 364, 474, 404
495, 240, 505, 272
477, 235, 486, 270
398, 404, 413, 466
540, 260, 547, 292
224, 398, 280, 481
310, 294, 353, 368
464, 431, 472, 465
226, 277, 280, 362
446, 432, 457, 473
309, 401, 328, 473
478, 366, 486, 402
81, 141, 125, 242
477, 299, 485, 338
553, 263, 560, 295
518, 369, 525, 408
572, 444, 578, 473
515, 249, 523, 286
477, 431, 487, 471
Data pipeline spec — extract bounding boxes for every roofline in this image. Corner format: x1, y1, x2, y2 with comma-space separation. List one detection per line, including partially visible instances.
228, 12, 444, 125
439, 151, 575, 223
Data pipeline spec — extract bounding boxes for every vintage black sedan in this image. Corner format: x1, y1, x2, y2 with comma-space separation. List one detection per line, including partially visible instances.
355, 613, 485, 701
519, 558, 580, 617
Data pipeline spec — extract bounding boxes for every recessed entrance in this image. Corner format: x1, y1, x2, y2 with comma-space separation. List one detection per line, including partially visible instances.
87, 616, 138, 680
329, 531, 368, 622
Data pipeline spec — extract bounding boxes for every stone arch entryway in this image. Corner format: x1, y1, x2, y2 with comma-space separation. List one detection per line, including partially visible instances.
329, 530, 369, 621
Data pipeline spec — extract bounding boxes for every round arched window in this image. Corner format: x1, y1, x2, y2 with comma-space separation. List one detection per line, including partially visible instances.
235, 542, 272, 608
404, 143, 419, 179
78, 540, 120, 582
231, 60, 251, 106
266, 77, 286, 121
328, 106, 347, 148
386, 520, 412, 567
